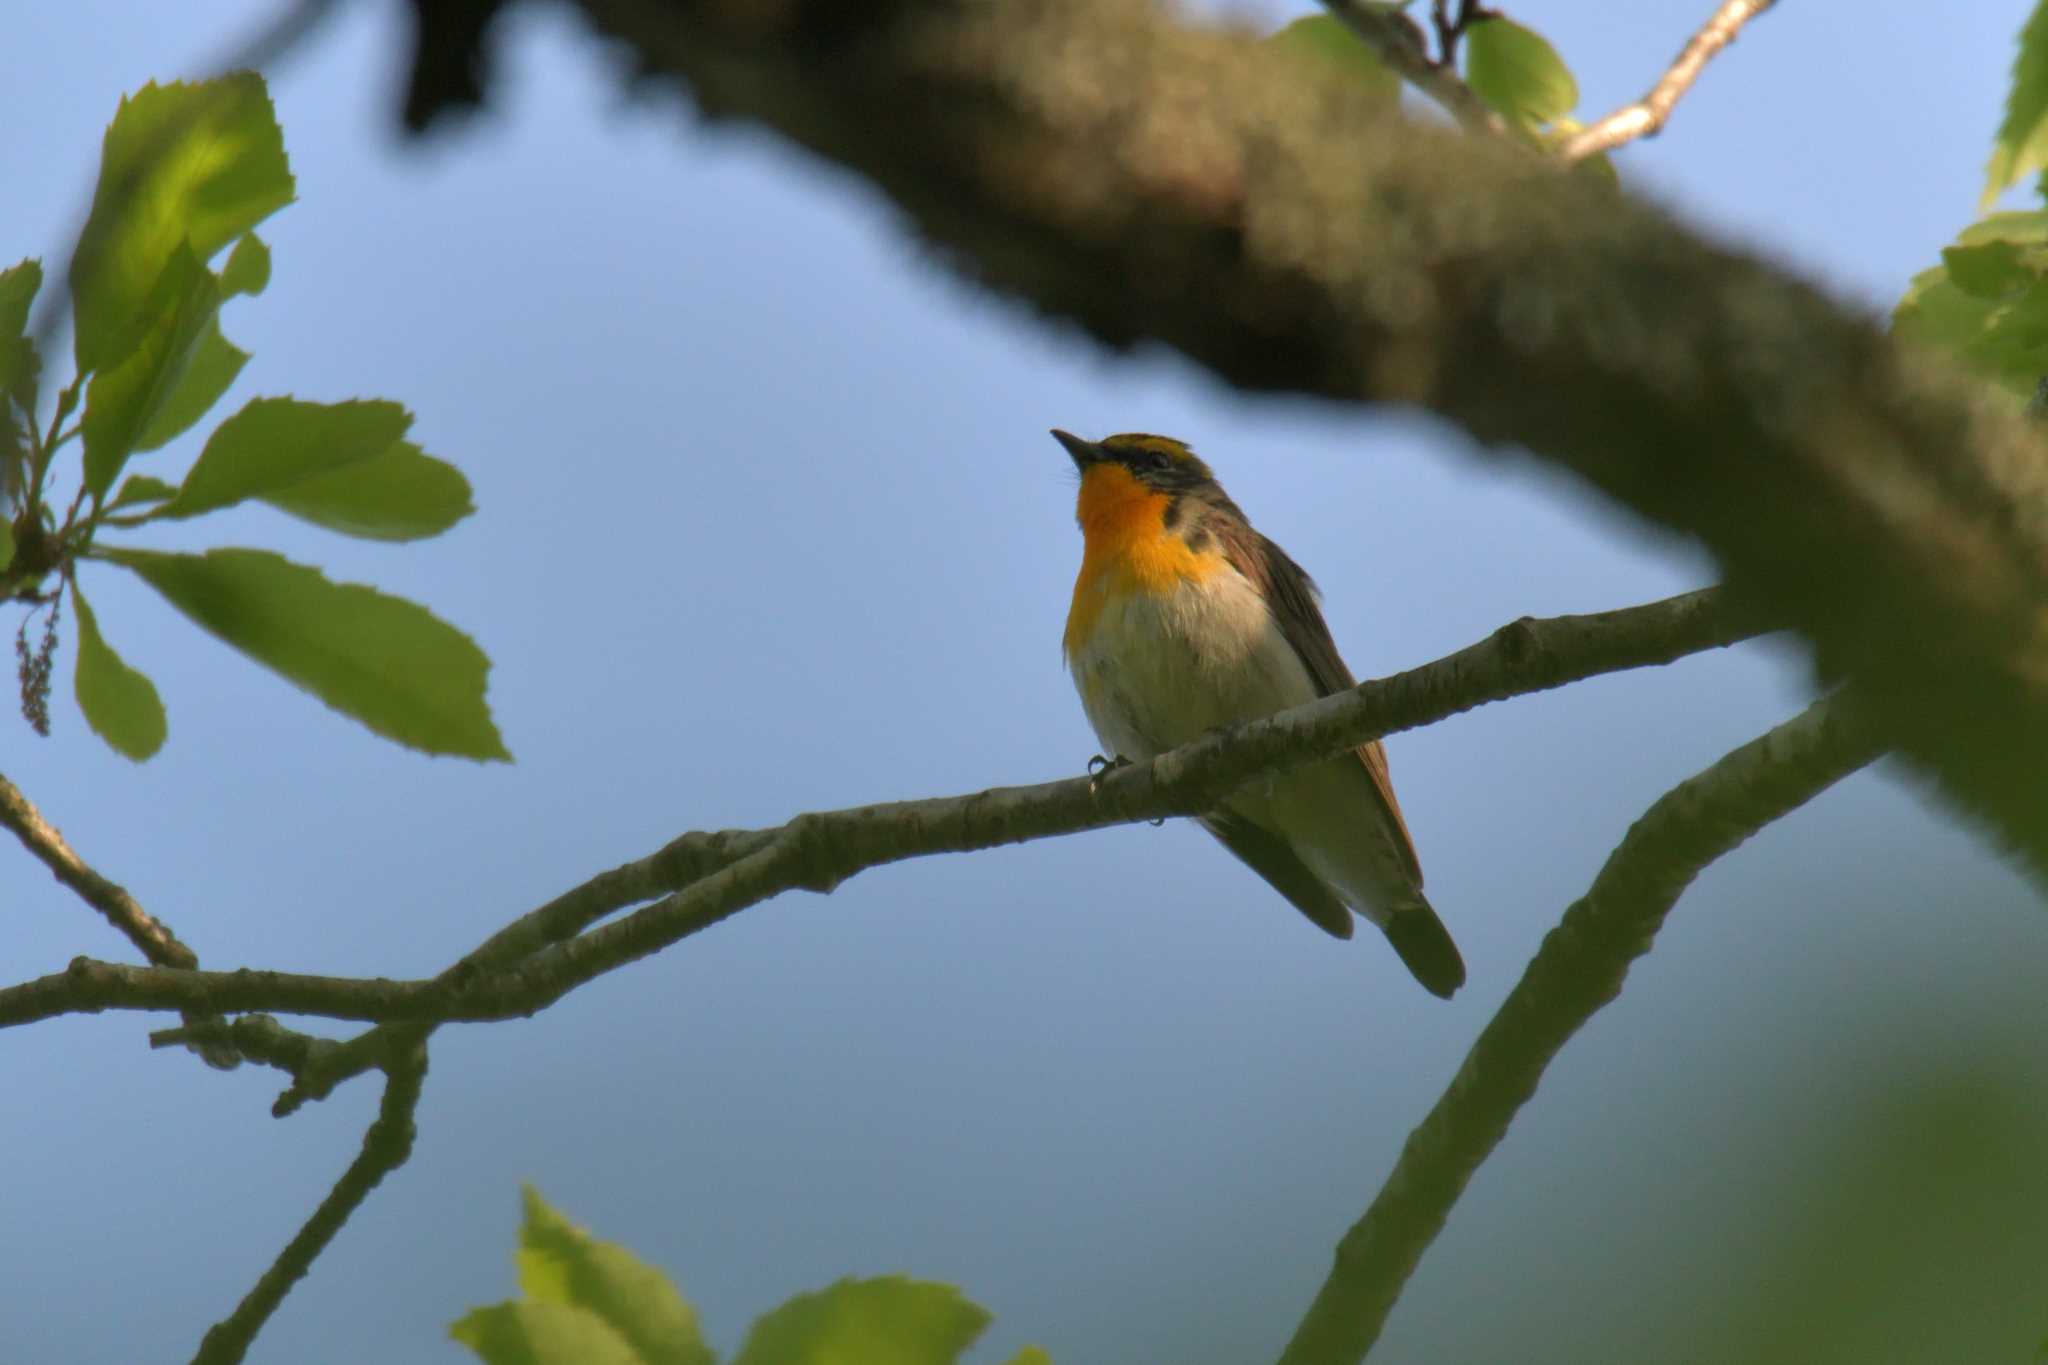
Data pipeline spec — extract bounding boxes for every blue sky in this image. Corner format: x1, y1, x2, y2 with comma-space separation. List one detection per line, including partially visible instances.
3, 3, 2045, 1362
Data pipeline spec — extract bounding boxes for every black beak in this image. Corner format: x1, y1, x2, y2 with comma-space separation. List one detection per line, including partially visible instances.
1050, 428, 1101, 471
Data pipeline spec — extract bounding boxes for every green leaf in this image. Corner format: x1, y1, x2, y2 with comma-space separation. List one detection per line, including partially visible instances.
1001, 1350, 1054, 1365
1941, 239, 2044, 299
163, 397, 410, 519
70, 74, 293, 374
0, 259, 41, 476
261, 439, 474, 541
109, 474, 178, 509
1894, 211, 2048, 398
220, 232, 271, 298
97, 546, 507, 759
514, 1188, 713, 1365
79, 244, 220, 499
0, 519, 15, 573
1264, 16, 1402, 106
1464, 15, 1578, 133
134, 318, 248, 453
1987, 2, 2048, 209
71, 578, 167, 760
733, 1277, 992, 1365
450, 1303, 644, 1365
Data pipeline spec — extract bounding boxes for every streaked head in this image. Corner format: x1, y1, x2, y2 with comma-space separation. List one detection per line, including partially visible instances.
1051, 429, 1217, 493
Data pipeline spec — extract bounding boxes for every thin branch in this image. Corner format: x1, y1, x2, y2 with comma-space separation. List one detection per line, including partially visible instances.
0, 769, 198, 969
1560, 0, 1777, 162
1319, 0, 1504, 134
189, 1041, 427, 1365
1274, 692, 1887, 1365
0, 589, 1766, 1044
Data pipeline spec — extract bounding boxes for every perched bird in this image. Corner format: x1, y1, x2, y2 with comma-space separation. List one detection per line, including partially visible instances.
1054, 430, 1465, 998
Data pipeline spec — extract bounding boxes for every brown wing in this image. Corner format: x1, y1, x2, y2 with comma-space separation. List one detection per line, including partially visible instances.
1198, 813, 1355, 940
1215, 520, 1425, 887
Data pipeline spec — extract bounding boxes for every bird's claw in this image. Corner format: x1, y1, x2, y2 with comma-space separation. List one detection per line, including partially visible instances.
1086, 753, 1129, 791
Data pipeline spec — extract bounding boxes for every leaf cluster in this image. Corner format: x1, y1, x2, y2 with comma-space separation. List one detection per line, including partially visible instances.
0, 74, 504, 761
451, 1188, 1049, 1365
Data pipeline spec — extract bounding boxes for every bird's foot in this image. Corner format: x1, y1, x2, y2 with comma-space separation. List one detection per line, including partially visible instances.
1086, 753, 1130, 791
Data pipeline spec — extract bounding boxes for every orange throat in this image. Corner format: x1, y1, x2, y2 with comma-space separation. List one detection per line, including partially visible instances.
1063, 465, 1212, 658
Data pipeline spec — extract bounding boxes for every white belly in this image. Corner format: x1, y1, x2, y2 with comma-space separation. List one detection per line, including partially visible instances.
1066, 568, 1319, 762
1066, 567, 1417, 921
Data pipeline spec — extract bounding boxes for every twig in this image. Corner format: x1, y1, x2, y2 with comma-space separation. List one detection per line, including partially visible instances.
1273, 692, 1886, 1365
1318, 0, 1504, 134
0, 769, 198, 969
1428, 0, 1489, 70
1559, 1, 1776, 161
0, 589, 1767, 1046
189, 1040, 427, 1365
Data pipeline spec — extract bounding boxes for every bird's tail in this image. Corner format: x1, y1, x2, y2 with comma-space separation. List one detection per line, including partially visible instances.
1382, 896, 1466, 999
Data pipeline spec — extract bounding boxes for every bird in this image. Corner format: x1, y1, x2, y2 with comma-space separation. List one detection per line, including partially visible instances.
1053, 429, 1465, 998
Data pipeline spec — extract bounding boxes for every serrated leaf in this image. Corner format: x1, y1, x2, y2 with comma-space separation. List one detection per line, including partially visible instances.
1465, 16, 1578, 133
71, 579, 166, 760
450, 1302, 644, 1365
733, 1277, 992, 1365
1264, 16, 1402, 106
79, 244, 220, 499
220, 232, 271, 298
514, 1188, 713, 1365
97, 546, 507, 759
109, 474, 178, 509
70, 74, 293, 374
134, 318, 247, 453
1986, 2, 2048, 209
261, 439, 473, 541
163, 397, 410, 519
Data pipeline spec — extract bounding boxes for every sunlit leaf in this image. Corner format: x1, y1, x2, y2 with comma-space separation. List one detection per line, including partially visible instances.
69, 74, 292, 373
1894, 211, 2048, 399
220, 232, 271, 298
163, 397, 409, 518
71, 578, 166, 760
1465, 15, 1578, 133
79, 244, 219, 499
732, 1277, 992, 1365
512, 1188, 713, 1365
1986, 1, 2048, 208
260, 439, 473, 541
1265, 15, 1402, 106
450, 1303, 642, 1365
97, 546, 507, 760
133, 318, 247, 453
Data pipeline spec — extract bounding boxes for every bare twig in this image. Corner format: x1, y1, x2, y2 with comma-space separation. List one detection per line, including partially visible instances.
1428, 0, 1489, 70
189, 1041, 427, 1365
1559, 1, 1777, 161
0, 769, 198, 969
1319, 0, 1504, 134
1274, 692, 1886, 1365
0, 590, 1767, 1046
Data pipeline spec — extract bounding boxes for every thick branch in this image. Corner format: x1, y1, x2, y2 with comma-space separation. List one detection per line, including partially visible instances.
1274, 693, 1886, 1365
0, 770, 198, 969
1560, 1, 1778, 161
563, 0, 2048, 882
0, 590, 1763, 1036
189, 1042, 427, 1365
